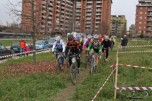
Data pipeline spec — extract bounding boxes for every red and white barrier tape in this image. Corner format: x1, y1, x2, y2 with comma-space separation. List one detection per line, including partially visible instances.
118, 50, 152, 54
92, 68, 116, 101
0, 48, 51, 59
110, 64, 152, 70
126, 45, 152, 48
116, 87, 152, 91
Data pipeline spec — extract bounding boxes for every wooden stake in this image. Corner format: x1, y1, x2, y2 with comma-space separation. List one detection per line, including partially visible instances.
114, 46, 119, 100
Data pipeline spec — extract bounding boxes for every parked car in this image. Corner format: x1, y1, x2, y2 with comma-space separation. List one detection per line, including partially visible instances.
48, 37, 56, 48
35, 40, 49, 50
0, 44, 12, 58
10, 42, 33, 53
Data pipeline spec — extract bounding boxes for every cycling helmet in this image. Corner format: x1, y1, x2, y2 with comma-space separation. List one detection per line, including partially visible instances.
68, 34, 74, 41
87, 34, 92, 39
104, 35, 109, 40
56, 36, 61, 41
76, 35, 81, 41
94, 34, 99, 39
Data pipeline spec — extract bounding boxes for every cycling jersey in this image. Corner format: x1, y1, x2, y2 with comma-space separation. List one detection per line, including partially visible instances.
65, 40, 81, 56
88, 41, 102, 53
52, 40, 65, 52
101, 40, 111, 49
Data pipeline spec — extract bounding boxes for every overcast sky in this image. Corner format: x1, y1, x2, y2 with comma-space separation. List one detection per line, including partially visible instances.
0, 0, 138, 30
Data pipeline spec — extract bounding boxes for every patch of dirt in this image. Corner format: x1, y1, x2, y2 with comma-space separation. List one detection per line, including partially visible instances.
10, 61, 57, 74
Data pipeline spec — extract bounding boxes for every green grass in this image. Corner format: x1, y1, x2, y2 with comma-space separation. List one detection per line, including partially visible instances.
0, 52, 71, 101
0, 74, 67, 101
0, 40, 32, 46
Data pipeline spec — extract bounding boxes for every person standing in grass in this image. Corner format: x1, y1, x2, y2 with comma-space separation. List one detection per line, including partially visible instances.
121, 35, 128, 49
19, 39, 26, 53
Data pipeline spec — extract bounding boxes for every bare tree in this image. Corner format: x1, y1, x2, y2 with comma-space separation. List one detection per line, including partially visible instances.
7, 0, 44, 63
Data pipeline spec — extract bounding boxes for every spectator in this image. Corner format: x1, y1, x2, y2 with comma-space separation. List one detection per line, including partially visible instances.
19, 40, 26, 54
121, 35, 128, 49
25, 43, 30, 56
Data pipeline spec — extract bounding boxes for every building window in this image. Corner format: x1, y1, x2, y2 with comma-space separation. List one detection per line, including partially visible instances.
140, 7, 143, 9
139, 22, 142, 24
139, 16, 142, 19
140, 12, 143, 14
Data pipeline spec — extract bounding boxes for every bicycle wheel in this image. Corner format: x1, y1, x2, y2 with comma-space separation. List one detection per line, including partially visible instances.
70, 63, 77, 85
120, 90, 149, 99
90, 58, 95, 75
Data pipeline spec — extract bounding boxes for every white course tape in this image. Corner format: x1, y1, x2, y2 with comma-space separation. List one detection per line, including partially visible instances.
116, 87, 152, 91
110, 64, 152, 70
118, 50, 152, 54
0, 48, 51, 59
126, 45, 152, 48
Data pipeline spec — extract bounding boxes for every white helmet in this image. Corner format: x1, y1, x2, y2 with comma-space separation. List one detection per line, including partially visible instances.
104, 35, 109, 40
87, 34, 92, 39
94, 34, 99, 39
56, 36, 61, 41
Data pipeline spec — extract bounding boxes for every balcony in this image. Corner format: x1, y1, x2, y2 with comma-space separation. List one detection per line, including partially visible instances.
42, 1, 46, 5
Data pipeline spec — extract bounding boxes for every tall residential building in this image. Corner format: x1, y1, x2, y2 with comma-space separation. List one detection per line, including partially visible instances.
135, 0, 152, 37
75, 0, 112, 34
110, 15, 127, 37
22, 0, 112, 35
22, 0, 73, 34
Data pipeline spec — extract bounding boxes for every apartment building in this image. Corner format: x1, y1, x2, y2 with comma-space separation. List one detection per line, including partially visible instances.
135, 0, 152, 37
75, 0, 112, 34
110, 15, 127, 37
22, 0, 73, 34
22, 0, 112, 34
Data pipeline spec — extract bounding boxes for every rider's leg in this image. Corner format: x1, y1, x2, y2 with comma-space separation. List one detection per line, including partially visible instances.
106, 49, 109, 59
76, 56, 80, 68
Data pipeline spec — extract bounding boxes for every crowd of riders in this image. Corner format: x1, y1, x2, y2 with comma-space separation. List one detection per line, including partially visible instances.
52, 32, 116, 72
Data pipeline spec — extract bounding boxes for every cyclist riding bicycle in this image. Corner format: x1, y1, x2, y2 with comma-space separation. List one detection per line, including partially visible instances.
65, 34, 81, 72
101, 35, 111, 61
52, 36, 65, 69
88, 34, 102, 67
83, 34, 92, 49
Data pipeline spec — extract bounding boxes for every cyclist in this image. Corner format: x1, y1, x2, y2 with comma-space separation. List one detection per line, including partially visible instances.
83, 34, 92, 49
65, 34, 81, 72
101, 35, 111, 61
88, 34, 102, 67
52, 36, 65, 69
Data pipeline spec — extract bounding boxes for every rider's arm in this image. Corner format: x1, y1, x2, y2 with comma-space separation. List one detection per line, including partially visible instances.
52, 41, 56, 52
87, 43, 92, 52
99, 44, 102, 52
61, 40, 66, 52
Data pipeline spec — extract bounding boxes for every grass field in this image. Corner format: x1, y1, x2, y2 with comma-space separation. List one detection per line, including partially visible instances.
0, 40, 152, 100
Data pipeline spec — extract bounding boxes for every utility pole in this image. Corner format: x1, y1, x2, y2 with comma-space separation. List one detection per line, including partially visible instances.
32, 0, 36, 63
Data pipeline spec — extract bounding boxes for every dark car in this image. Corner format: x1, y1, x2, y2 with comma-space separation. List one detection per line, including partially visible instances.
0, 45, 12, 58
10, 42, 33, 53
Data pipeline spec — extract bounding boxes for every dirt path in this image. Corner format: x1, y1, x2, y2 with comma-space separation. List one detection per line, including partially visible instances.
55, 68, 90, 101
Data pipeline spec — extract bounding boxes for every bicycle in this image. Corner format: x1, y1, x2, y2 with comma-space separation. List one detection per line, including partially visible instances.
56, 52, 64, 70
90, 52, 98, 75
120, 88, 149, 99
69, 54, 79, 85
